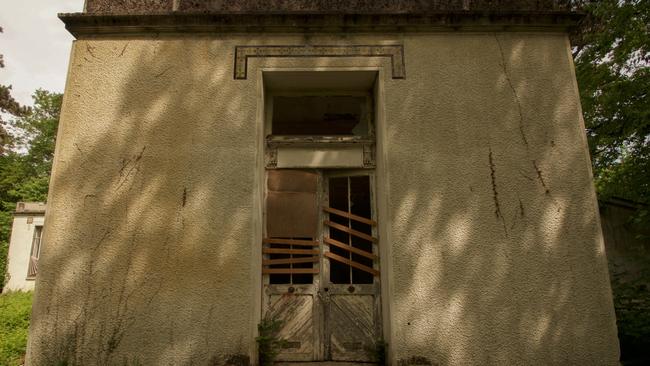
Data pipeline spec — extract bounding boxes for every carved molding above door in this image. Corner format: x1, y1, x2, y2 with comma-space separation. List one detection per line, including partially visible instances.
265, 140, 376, 169
234, 45, 405, 80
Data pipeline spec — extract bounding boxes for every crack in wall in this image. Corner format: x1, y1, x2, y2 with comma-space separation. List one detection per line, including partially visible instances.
154, 66, 174, 78
494, 34, 555, 210
495, 34, 528, 147
115, 146, 146, 192
489, 147, 508, 236
532, 160, 550, 194
86, 44, 101, 60
118, 43, 128, 57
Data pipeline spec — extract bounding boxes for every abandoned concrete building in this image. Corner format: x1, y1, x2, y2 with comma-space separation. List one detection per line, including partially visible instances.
27, 1, 620, 365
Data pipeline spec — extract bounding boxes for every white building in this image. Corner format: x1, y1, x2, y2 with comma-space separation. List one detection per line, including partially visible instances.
3, 202, 46, 292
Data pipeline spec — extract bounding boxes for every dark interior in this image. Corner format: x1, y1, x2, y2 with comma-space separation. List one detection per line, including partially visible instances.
272, 96, 368, 136
329, 175, 374, 284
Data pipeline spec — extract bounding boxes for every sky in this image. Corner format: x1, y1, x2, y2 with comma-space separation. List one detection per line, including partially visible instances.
0, 0, 84, 107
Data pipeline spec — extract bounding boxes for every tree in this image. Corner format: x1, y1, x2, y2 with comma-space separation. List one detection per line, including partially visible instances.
572, 2, 650, 361
0, 26, 31, 155
573, 0, 649, 210
0, 90, 61, 291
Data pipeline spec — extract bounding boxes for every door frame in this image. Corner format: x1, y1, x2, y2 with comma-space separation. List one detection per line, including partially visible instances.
253, 67, 393, 365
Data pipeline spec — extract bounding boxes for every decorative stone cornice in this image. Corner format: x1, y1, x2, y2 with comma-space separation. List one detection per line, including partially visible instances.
62, 0, 582, 37
84, 0, 578, 14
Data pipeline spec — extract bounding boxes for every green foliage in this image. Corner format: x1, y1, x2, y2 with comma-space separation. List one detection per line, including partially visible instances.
0, 291, 33, 366
573, 0, 649, 210
255, 315, 287, 366
573, 2, 650, 361
0, 90, 61, 291
0, 26, 32, 155
13, 90, 62, 172
611, 264, 650, 361
596, 146, 650, 237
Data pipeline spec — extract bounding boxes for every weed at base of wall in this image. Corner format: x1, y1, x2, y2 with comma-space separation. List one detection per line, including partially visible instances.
255, 315, 287, 366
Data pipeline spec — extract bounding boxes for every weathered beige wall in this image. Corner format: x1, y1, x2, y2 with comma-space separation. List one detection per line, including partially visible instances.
4, 215, 44, 292
27, 32, 619, 365
383, 33, 619, 365
28, 37, 261, 366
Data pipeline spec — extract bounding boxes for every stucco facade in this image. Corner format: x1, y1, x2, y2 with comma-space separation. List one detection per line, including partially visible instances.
4, 202, 46, 292
27, 1, 619, 365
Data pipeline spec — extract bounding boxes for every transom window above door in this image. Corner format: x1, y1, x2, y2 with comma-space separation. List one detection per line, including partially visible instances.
263, 70, 379, 169
272, 95, 371, 136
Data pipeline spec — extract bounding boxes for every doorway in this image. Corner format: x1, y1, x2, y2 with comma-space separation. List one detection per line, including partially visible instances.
262, 169, 382, 362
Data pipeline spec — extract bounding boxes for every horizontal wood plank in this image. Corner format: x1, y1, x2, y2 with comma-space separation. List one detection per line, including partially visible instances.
324, 252, 380, 277
263, 238, 319, 247
262, 268, 319, 275
263, 248, 319, 255
263, 256, 319, 265
323, 206, 377, 226
324, 237, 378, 260
324, 220, 378, 243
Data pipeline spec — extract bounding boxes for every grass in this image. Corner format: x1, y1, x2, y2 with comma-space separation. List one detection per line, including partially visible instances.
0, 291, 33, 366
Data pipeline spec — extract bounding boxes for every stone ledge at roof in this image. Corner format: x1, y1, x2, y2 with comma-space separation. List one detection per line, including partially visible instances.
61, 0, 583, 37
84, 0, 579, 14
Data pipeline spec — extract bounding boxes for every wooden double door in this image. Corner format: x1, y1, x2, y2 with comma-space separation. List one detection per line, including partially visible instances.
262, 169, 382, 362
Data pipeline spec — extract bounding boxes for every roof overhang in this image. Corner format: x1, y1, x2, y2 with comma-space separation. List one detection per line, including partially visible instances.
61, 0, 583, 37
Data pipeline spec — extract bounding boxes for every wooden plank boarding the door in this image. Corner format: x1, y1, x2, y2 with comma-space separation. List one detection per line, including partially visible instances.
263, 256, 320, 265
263, 247, 319, 255
262, 268, 319, 275
324, 252, 380, 277
324, 237, 378, 260
323, 220, 378, 243
263, 238, 319, 246
323, 206, 377, 226
261, 242, 320, 274
322, 204, 380, 277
